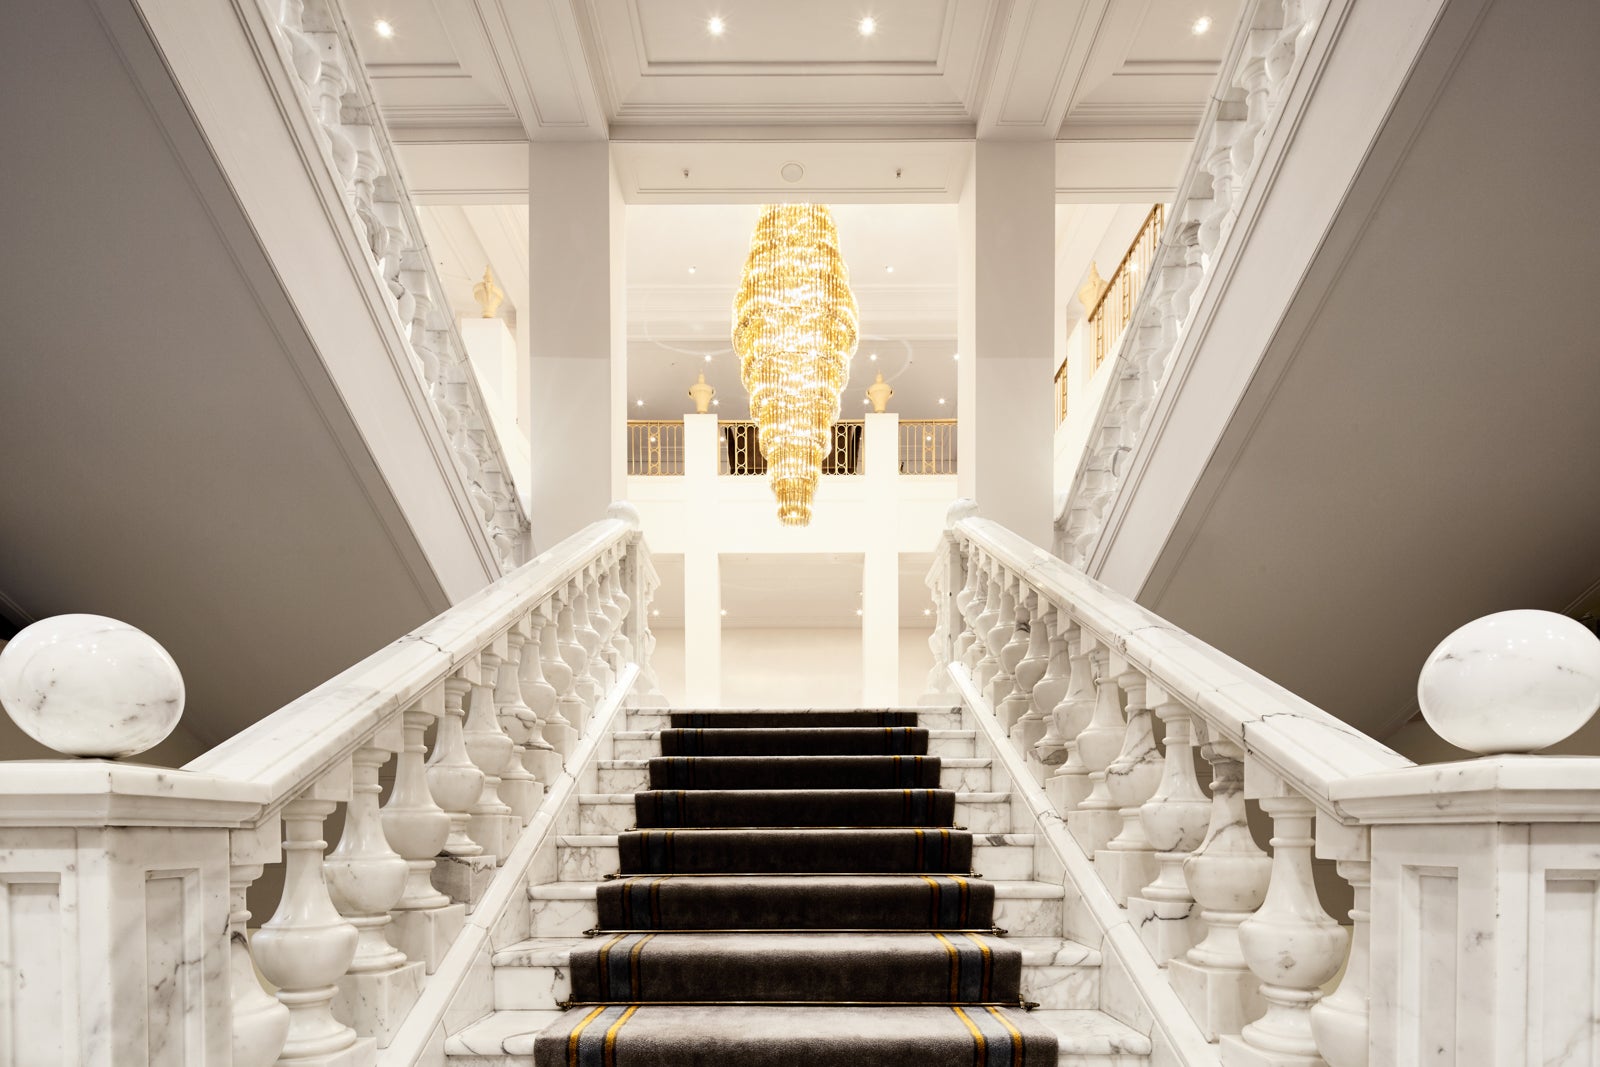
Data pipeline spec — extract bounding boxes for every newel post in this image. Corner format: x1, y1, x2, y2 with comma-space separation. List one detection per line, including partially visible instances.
1326, 610, 1600, 1066
0, 615, 268, 1065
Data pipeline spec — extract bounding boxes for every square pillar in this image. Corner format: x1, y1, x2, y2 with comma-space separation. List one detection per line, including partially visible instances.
861, 413, 900, 705
957, 140, 1056, 545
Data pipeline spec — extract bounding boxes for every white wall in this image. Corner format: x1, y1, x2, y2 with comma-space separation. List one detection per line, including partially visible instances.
650, 625, 935, 708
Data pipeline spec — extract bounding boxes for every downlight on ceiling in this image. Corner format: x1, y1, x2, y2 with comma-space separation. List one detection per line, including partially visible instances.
708, 15, 726, 35
779, 162, 806, 183
859, 15, 877, 35
373, 18, 395, 37
1191, 15, 1213, 34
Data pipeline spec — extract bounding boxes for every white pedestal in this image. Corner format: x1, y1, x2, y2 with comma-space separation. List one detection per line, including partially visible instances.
1066, 808, 1120, 856
432, 854, 497, 910
1167, 956, 1267, 1042
1218, 1035, 1323, 1067
468, 810, 520, 863
333, 961, 425, 1047
387, 903, 466, 974
1093, 848, 1159, 905
1125, 895, 1203, 964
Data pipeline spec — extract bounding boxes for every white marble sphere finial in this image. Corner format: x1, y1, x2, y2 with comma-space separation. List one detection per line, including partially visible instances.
0, 614, 185, 758
1418, 609, 1600, 755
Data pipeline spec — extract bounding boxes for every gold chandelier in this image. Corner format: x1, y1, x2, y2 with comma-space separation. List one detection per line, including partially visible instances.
731, 204, 860, 526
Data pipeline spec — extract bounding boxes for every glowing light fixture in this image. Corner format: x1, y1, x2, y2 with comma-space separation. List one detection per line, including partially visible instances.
859, 15, 877, 35
374, 18, 396, 37
732, 204, 860, 526
1191, 15, 1212, 34
708, 15, 726, 35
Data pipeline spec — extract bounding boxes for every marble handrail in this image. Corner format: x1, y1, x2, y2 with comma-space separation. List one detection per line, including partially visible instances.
1055, 0, 1330, 567
255, 0, 529, 571
187, 517, 633, 811
951, 513, 1412, 814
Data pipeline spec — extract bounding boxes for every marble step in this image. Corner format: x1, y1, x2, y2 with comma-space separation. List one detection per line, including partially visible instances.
553, 832, 1039, 882
488, 934, 1102, 1012
445, 1007, 1150, 1066
609, 728, 976, 761
594, 756, 994, 795
623, 707, 967, 733
575, 791, 1016, 836
528, 878, 1065, 939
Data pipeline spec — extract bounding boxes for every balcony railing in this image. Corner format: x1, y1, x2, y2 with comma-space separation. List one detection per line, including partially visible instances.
718, 420, 866, 476
899, 419, 957, 474
1087, 204, 1166, 374
627, 421, 685, 475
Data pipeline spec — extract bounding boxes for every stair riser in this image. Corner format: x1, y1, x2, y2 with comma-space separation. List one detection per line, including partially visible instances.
576, 798, 1012, 834
491, 959, 1098, 1011
610, 735, 975, 760
596, 762, 993, 794
556, 842, 1035, 881
623, 710, 966, 732
529, 893, 1061, 940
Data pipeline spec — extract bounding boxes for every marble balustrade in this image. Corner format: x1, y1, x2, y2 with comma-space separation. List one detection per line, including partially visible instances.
0, 509, 658, 1066
1054, 0, 1329, 568
931, 501, 1600, 1066
258, 0, 528, 571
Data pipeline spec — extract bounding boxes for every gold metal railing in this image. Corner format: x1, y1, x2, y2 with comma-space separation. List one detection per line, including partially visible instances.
899, 419, 957, 474
627, 420, 685, 475
1086, 203, 1166, 373
1054, 362, 1069, 425
720, 420, 865, 475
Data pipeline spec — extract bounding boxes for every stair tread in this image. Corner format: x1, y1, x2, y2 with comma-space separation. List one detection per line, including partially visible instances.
600, 756, 991, 767
447, 1007, 1149, 1059
578, 791, 1012, 803
557, 832, 1036, 846
493, 933, 1100, 969
614, 729, 974, 739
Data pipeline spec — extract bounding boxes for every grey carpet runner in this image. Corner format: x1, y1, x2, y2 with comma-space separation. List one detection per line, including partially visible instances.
531, 709, 1057, 1066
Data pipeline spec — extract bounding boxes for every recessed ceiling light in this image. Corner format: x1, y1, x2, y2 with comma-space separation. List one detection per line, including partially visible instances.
855, 608, 864, 616
720, 608, 728, 616
884, 265, 894, 273
635, 398, 644, 407
953, 352, 960, 360
922, 608, 932, 616
687, 265, 697, 274
708, 15, 726, 36
374, 18, 395, 37
863, 398, 870, 405
859, 15, 877, 36
938, 397, 947, 405
704, 353, 712, 362
652, 608, 661, 616
1191, 15, 1212, 34
712, 399, 720, 406
869, 352, 877, 361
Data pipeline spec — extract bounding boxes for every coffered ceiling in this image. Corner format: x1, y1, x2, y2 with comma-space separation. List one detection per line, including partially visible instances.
346, 0, 1243, 154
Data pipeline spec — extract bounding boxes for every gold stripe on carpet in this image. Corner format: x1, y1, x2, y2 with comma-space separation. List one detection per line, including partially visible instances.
987, 1005, 1025, 1065
951, 1005, 987, 1066
602, 1004, 638, 1067
566, 1005, 607, 1067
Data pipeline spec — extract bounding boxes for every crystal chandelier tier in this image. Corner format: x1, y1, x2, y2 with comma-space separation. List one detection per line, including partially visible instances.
732, 204, 860, 526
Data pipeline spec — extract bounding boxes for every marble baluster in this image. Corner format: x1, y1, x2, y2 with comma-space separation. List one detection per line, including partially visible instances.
252, 772, 368, 1064
1223, 790, 1348, 1065
558, 585, 595, 733
970, 563, 1001, 679
997, 580, 1035, 734
463, 637, 518, 861
1096, 663, 1165, 903
1231, 21, 1279, 183
1309, 859, 1372, 1067
520, 606, 565, 779
1066, 644, 1127, 855
1047, 626, 1098, 814
326, 733, 421, 1046
1198, 106, 1244, 258
604, 558, 634, 667
381, 688, 462, 973
228, 859, 291, 1067
544, 602, 584, 748
1029, 605, 1070, 766
1127, 693, 1212, 962
426, 669, 485, 858
984, 573, 1020, 708
1011, 598, 1062, 764
1169, 739, 1272, 1041
1262, 0, 1310, 137
952, 547, 982, 665
580, 569, 615, 694
495, 621, 541, 824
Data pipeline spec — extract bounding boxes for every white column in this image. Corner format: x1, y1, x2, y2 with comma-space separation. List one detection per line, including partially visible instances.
957, 140, 1056, 545
682, 413, 722, 705
528, 141, 625, 545
861, 412, 899, 705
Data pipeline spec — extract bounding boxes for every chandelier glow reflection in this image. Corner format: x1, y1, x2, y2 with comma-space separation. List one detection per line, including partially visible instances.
732, 204, 859, 526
